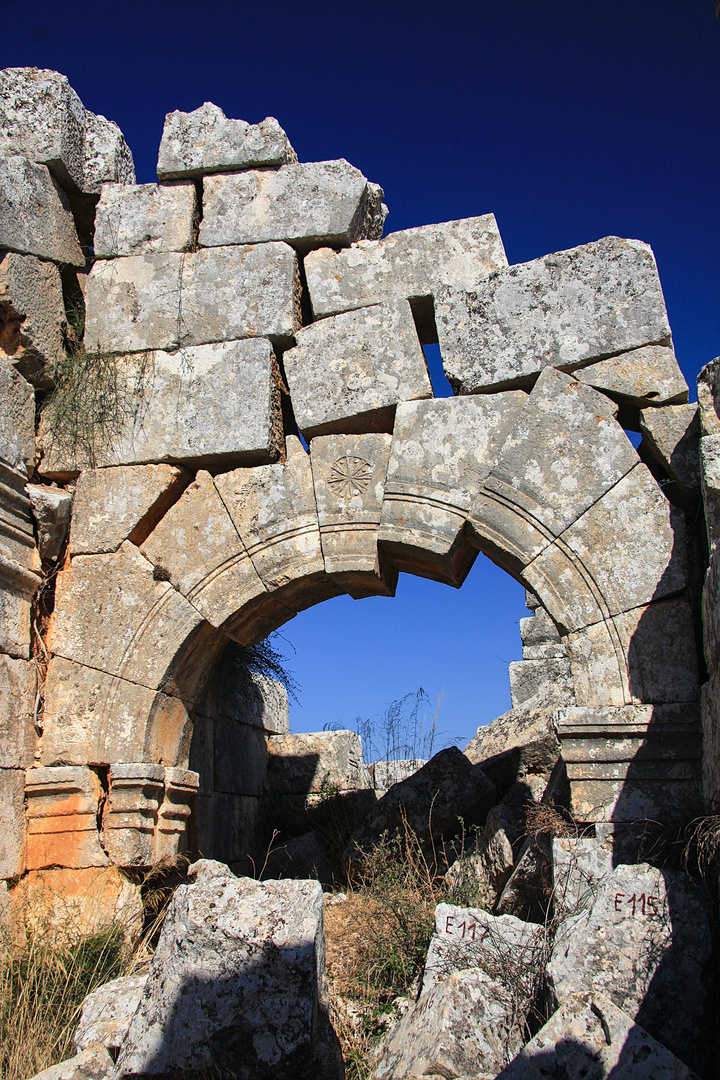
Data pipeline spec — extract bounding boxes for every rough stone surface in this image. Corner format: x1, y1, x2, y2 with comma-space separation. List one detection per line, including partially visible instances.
0, 156, 84, 266
0, 768, 25, 877
83, 110, 135, 193
93, 181, 197, 257
509, 657, 574, 708
26, 1043, 114, 1080
696, 355, 720, 436
266, 730, 371, 794
547, 862, 711, 1069
574, 345, 688, 406
199, 654, 290, 735
305, 214, 507, 326
157, 103, 297, 179
496, 992, 701, 1080
24, 764, 109, 871
84, 243, 300, 354
1, 354, 39, 476
373, 967, 524, 1080
26, 484, 73, 562
437, 237, 670, 394
0, 251, 66, 378
519, 606, 566, 659
74, 974, 148, 1053
115, 870, 342, 1080
464, 699, 561, 778
69, 464, 190, 555
552, 835, 614, 916
0, 653, 36, 769
701, 668, 720, 811
370, 759, 425, 796
700, 432, 720, 550
40, 339, 284, 475
199, 159, 386, 251
262, 830, 333, 885
284, 301, 431, 440
640, 402, 700, 493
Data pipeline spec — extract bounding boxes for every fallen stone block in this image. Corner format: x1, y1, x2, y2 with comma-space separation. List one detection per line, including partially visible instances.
0, 156, 84, 266
305, 214, 507, 337
115, 861, 342, 1080
0, 251, 66, 379
552, 834, 614, 917
464, 699, 561, 781
157, 102, 297, 179
640, 402, 700, 497
574, 344, 688, 406
284, 300, 431, 440
74, 974, 148, 1054
509, 657, 574, 708
26, 1043, 114, 1080
84, 243, 301, 353
199, 158, 386, 251
372, 967, 524, 1080
547, 862, 711, 1070
93, 181, 197, 257
83, 110, 135, 192
39, 339, 284, 476
69, 464, 190, 556
26, 484, 73, 562
495, 831, 554, 922
262, 830, 333, 885
437, 236, 670, 394
266, 730, 371, 794
371, 759, 425, 796
495, 991, 701, 1080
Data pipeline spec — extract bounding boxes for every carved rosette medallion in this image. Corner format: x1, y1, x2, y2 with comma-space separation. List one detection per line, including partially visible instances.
327, 454, 372, 497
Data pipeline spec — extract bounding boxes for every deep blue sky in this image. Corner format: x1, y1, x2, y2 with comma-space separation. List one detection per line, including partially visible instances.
5, 2, 718, 747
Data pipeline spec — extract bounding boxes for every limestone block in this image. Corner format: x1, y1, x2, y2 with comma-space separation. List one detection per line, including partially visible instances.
696, 355, 720, 436
310, 432, 396, 597
371, 759, 425, 796
10, 867, 141, 938
101, 763, 164, 867
640, 402, 700, 493
26, 484, 73, 562
48, 541, 213, 695
701, 670, 720, 811
262, 829, 333, 885
0, 653, 36, 768
84, 243, 301, 354
547, 863, 711, 1069
519, 607, 566, 659
702, 539, 720, 671
0, 579, 34, 659
0, 468, 42, 657
372, 968, 524, 1080
437, 236, 670, 394
464, 700, 561, 778
284, 301, 431, 440
200, 662, 289, 735
70, 464, 190, 556
215, 437, 342, 615
574, 344, 688, 406
379, 392, 526, 585
83, 110, 136, 192
266, 730, 370, 795
40, 340, 284, 476
509, 657, 574, 708
26, 1043, 114, 1080
25, 765, 108, 870
423, 902, 544, 994
192, 792, 261, 870
74, 974, 148, 1054
0, 768, 25, 878
0, 68, 87, 191
139, 470, 270, 634
0, 356, 35, 475
0, 251, 65, 378
495, 830, 554, 920
700, 432, 720, 550
154, 766, 199, 860
94, 181, 196, 258
199, 159, 386, 251
213, 721, 268, 796
496, 992, 701, 1080
157, 103, 297, 179
552, 835, 614, 916
115, 869, 341, 1079
304, 214, 507, 328
0, 157, 84, 266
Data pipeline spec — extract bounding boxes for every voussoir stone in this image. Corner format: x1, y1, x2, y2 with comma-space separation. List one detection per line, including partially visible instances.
284, 300, 431, 440
305, 214, 507, 325
574, 344, 689, 407
437, 236, 670, 394
157, 102, 297, 179
0, 156, 84, 266
199, 159, 386, 251
640, 402, 700, 494
84, 243, 300, 353
0, 251, 66, 378
115, 873, 342, 1080
93, 181, 197, 257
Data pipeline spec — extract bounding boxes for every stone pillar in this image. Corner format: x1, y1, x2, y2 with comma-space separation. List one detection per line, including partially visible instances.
102, 763, 164, 867
25, 766, 108, 870
155, 767, 199, 861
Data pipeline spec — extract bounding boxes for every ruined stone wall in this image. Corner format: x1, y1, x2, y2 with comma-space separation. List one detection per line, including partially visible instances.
0, 67, 712, 906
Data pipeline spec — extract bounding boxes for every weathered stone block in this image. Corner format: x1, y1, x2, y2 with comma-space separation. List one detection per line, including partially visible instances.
199, 159, 386, 251
214, 720, 268, 796
547, 862, 711, 1070
519, 606, 566, 659
0, 251, 66, 379
1, 463, 40, 573
191, 793, 261, 871
0, 653, 36, 768
696, 355, 720, 436
496, 992, 701, 1080
94, 181, 196, 257
26, 484, 73, 562
370, 759, 425, 796
437, 237, 670, 394
700, 432, 720, 550
379, 391, 525, 585
0, 68, 87, 191
70, 464, 190, 556
701, 669, 720, 811
74, 974, 148, 1054
552, 835, 614, 916
25, 765, 107, 870
115, 865, 341, 1079
199, 652, 290, 734
0, 460, 42, 660
266, 730, 370, 795
509, 657, 574, 708
284, 300, 431, 440
102, 763, 164, 868
0, 356, 35, 475
0, 768, 25, 878
83, 110, 135, 192
0, 157, 84, 266
574, 344, 688, 406
310, 432, 396, 597
40, 339, 284, 476
26, 1043, 114, 1080
640, 402, 700, 494
464, 700, 561, 778
702, 538, 720, 672
84, 243, 300, 354
157, 103, 297, 179
304, 214, 507, 330
154, 766, 199, 861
